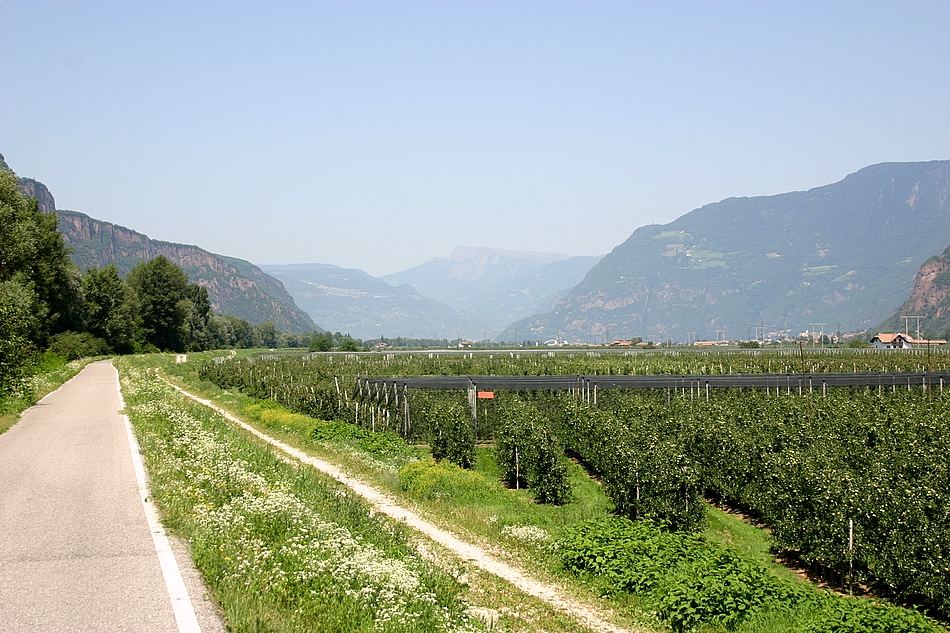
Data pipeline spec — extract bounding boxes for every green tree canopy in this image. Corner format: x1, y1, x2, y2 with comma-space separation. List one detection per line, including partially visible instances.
0, 279, 37, 395
81, 265, 139, 354
179, 283, 214, 351
0, 169, 82, 344
127, 255, 190, 351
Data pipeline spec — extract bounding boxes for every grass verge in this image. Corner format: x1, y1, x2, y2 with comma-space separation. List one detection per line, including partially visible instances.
117, 356, 484, 633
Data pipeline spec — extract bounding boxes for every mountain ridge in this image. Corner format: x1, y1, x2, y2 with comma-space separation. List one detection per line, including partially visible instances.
263, 262, 482, 339
2, 152, 318, 333
384, 247, 602, 335
57, 210, 319, 332
500, 160, 950, 342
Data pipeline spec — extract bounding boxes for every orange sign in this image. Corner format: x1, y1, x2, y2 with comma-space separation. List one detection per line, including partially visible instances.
477, 391, 495, 399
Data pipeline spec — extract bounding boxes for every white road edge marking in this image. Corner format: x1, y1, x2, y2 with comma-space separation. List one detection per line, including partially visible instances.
114, 364, 202, 633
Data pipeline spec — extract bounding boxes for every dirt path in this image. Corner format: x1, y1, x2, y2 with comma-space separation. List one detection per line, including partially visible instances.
160, 374, 638, 633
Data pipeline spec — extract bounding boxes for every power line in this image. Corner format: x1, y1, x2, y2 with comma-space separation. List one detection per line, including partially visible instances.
900, 315, 923, 339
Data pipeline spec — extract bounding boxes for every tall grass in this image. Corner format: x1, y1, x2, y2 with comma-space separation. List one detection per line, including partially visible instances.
118, 358, 483, 632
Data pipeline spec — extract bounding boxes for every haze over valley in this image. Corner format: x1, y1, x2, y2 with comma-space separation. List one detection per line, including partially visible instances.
6, 150, 949, 342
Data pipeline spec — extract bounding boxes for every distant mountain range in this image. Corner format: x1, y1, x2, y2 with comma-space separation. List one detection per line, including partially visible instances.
262, 263, 481, 339
383, 247, 602, 335
2, 153, 318, 333
501, 160, 950, 342
10, 148, 947, 344
262, 249, 602, 340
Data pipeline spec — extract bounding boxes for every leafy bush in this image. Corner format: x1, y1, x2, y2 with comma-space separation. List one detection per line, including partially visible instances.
563, 406, 704, 530
0, 279, 37, 396
557, 518, 784, 630
556, 517, 943, 633
495, 397, 570, 504
47, 331, 109, 360
399, 459, 491, 502
424, 400, 476, 469
309, 419, 410, 459
655, 549, 789, 632
805, 598, 940, 633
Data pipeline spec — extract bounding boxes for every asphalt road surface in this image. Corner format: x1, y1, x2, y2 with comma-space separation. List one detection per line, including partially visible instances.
0, 361, 222, 633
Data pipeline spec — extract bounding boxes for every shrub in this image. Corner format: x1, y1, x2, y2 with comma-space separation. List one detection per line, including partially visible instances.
398, 459, 490, 502
425, 400, 476, 469
556, 517, 943, 633
47, 331, 109, 360
495, 397, 570, 504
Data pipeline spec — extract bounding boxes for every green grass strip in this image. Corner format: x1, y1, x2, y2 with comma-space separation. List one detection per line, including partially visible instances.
117, 358, 484, 633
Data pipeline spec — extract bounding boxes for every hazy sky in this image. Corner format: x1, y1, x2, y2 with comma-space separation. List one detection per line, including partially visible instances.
3, 1, 950, 275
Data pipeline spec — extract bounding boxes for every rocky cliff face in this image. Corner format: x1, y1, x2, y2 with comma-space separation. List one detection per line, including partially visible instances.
56, 210, 319, 332
879, 245, 950, 337
902, 254, 950, 317
1, 153, 57, 212
17, 177, 56, 212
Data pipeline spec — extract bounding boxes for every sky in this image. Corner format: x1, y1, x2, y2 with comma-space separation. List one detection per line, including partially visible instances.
2, 1, 950, 276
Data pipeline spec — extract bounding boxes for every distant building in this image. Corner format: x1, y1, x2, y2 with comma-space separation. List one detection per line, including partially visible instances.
457, 339, 474, 349
374, 340, 390, 350
609, 339, 633, 347
870, 333, 947, 349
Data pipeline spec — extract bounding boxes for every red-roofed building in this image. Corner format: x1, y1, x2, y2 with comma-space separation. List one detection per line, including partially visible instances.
870, 333, 947, 349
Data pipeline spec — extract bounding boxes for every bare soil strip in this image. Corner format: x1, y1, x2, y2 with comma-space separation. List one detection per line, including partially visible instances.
160, 374, 637, 633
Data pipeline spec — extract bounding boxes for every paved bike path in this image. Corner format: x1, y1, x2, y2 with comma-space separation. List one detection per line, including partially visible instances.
0, 361, 218, 632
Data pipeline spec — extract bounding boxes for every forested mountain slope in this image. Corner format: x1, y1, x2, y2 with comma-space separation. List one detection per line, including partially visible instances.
501, 161, 950, 342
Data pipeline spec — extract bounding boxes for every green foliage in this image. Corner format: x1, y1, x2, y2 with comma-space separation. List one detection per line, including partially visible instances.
556, 517, 944, 633
804, 598, 940, 633
47, 331, 109, 360
0, 278, 37, 396
197, 348, 950, 619
125, 256, 226, 352
424, 399, 476, 469
1, 167, 295, 375
312, 420, 412, 459
657, 389, 950, 615
310, 331, 333, 351
310, 331, 363, 352
81, 265, 139, 353
256, 321, 278, 348
0, 169, 81, 343
564, 405, 705, 530
399, 459, 491, 502
118, 360, 479, 632
30, 210, 84, 336
127, 255, 191, 351
338, 337, 361, 351
495, 397, 570, 504
179, 284, 214, 352
557, 518, 789, 630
